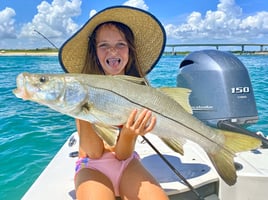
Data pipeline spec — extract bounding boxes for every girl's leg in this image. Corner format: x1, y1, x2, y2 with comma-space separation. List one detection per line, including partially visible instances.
119, 158, 169, 200
75, 168, 115, 200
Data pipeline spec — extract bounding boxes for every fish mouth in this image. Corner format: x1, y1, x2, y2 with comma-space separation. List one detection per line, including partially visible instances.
13, 87, 31, 100
13, 73, 31, 100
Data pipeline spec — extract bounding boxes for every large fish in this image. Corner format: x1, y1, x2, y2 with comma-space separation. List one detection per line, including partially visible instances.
13, 72, 261, 186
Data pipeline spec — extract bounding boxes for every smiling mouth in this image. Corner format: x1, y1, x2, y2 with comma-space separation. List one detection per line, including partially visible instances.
107, 58, 121, 66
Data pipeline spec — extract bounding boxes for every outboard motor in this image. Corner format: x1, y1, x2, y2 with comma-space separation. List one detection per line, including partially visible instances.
177, 50, 268, 147
177, 50, 258, 128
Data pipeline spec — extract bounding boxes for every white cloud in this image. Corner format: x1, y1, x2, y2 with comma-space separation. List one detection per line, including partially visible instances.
89, 0, 148, 20
165, 0, 268, 43
217, 0, 242, 18
89, 0, 148, 22
1, 0, 268, 49
0, 7, 16, 39
123, 0, 149, 10
89, 9, 97, 18
20, 0, 81, 42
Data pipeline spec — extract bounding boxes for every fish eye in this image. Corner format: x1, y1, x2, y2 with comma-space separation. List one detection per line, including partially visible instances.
39, 76, 47, 83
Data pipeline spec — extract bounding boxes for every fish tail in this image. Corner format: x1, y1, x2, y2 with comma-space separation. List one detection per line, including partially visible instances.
208, 130, 261, 186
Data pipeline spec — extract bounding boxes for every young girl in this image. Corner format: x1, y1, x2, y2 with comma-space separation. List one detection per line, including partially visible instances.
59, 6, 167, 200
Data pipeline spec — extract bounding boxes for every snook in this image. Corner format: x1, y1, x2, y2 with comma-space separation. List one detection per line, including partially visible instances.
13, 72, 261, 186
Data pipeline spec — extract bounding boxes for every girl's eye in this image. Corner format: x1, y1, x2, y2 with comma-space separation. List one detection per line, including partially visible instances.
97, 43, 110, 50
116, 43, 127, 49
97, 42, 128, 51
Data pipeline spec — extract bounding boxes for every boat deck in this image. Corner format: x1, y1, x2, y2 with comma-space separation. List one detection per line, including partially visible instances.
22, 132, 220, 199
22, 131, 268, 200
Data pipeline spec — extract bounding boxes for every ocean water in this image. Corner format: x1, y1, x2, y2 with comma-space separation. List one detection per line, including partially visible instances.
0, 54, 267, 199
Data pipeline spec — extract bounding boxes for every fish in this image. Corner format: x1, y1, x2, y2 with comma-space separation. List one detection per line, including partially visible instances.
13, 72, 261, 186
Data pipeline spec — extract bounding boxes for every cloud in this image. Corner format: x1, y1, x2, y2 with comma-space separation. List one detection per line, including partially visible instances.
165, 0, 268, 43
239, 12, 268, 39
89, 9, 97, 18
88, 0, 148, 28
88, 0, 148, 30
2, 0, 268, 49
0, 7, 16, 39
14, 0, 149, 49
123, 0, 149, 10
20, 0, 81, 41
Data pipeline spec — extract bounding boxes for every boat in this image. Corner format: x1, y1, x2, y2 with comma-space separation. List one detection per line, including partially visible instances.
21, 131, 268, 200
22, 50, 268, 199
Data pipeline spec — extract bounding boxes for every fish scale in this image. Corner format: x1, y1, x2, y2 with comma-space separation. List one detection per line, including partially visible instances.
13, 72, 262, 186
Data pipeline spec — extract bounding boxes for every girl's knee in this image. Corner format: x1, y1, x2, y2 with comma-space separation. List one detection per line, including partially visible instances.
119, 159, 168, 199
75, 168, 115, 200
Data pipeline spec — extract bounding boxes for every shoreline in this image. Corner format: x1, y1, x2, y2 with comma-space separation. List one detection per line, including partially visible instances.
0, 52, 58, 56
164, 51, 268, 56
1, 51, 268, 57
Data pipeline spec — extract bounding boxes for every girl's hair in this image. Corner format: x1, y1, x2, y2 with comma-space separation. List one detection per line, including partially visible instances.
82, 21, 144, 77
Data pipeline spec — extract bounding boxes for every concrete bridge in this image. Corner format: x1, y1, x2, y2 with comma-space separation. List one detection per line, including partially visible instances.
166, 43, 268, 54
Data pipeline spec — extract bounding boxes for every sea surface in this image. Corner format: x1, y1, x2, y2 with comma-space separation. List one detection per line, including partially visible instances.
0, 54, 267, 199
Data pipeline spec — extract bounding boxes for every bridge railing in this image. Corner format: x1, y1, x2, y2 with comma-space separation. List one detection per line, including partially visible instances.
166, 44, 268, 54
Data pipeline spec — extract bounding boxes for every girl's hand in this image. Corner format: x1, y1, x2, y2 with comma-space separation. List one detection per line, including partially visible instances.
115, 109, 156, 160
122, 108, 156, 137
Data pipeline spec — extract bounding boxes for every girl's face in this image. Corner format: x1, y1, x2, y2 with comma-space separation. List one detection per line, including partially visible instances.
96, 24, 129, 75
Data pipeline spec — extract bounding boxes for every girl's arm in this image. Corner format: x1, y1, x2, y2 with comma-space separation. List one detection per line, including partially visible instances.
76, 119, 105, 159
114, 109, 156, 160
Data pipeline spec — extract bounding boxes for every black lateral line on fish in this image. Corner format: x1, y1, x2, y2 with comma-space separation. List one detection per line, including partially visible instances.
92, 86, 233, 154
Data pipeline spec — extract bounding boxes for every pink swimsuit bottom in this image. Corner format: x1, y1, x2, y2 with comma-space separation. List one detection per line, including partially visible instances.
75, 151, 140, 196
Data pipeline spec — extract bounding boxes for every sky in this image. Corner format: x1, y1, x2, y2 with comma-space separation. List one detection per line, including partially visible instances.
0, 0, 268, 50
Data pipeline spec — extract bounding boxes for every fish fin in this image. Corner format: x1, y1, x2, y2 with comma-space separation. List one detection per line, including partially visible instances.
158, 87, 192, 114
218, 129, 262, 152
160, 137, 185, 155
208, 129, 261, 185
92, 124, 119, 146
207, 150, 236, 186
112, 75, 147, 85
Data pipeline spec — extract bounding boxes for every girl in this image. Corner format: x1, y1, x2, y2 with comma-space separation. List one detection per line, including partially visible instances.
59, 6, 167, 200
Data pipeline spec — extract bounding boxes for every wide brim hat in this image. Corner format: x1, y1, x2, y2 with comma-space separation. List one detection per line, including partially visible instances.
59, 5, 166, 74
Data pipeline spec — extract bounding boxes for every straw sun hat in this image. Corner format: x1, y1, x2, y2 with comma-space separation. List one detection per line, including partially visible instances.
59, 5, 166, 74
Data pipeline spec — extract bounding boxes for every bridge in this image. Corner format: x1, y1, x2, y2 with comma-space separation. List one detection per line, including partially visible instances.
166, 43, 268, 54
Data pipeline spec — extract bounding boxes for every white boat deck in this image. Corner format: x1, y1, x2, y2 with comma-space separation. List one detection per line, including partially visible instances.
22, 132, 219, 199
22, 132, 268, 200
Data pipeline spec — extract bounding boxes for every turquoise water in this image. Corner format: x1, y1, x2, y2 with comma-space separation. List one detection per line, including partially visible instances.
0, 54, 267, 199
